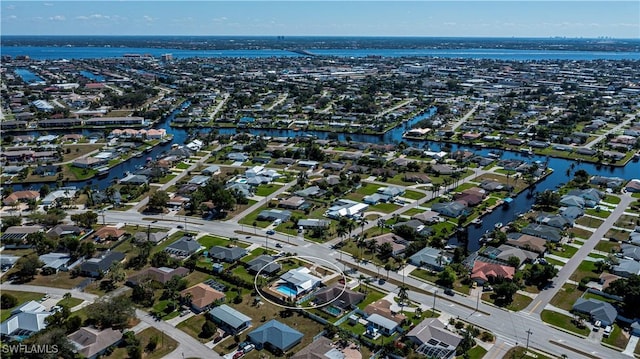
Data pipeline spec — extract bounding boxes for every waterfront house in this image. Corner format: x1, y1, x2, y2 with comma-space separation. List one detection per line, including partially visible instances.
72, 157, 106, 169
521, 224, 562, 243
120, 174, 149, 186
2, 190, 40, 206
506, 234, 548, 254
626, 179, 640, 193
481, 245, 538, 267
432, 201, 468, 218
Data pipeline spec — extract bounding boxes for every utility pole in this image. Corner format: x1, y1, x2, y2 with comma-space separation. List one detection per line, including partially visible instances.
525, 328, 533, 353
476, 289, 480, 311
432, 290, 437, 316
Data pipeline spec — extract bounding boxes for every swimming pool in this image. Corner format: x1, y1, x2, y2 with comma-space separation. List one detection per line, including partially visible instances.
276, 285, 298, 297
324, 305, 342, 316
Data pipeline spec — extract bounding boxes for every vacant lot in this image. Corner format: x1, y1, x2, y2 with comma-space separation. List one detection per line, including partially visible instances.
549, 284, 583, 311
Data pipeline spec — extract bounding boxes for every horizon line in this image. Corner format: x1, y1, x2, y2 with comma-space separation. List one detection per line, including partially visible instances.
2, 35, 638, 40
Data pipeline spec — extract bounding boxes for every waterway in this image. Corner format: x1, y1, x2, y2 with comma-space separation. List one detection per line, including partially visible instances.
9, 100, 639, 250
3, 46, 640, 61
13, 68, 45, 84
79, 70, 105, 82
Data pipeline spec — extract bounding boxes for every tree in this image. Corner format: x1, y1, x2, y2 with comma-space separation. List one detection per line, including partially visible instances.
70, 211, 98, 228
200, 319, 217, 338
524, 263, 558, 288
26, 327, 76, 359
1, 215, 21, 232
148, 190, 169, 212
0, 293, 18, 309
15, 254, 43, 282
151, 251, 177, 268
535, 190, 560, 209
493, 280, 519, 306
397, 286, 409, 306
132, 283, 155, 307
605, 275, 640, 318
437, 267, 457, 288
507, 256, 521, 269
87, 296, 135, 329
378, 242, 394, 259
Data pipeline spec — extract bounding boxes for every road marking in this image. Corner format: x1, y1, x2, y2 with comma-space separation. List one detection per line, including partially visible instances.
528, 300, 542, 314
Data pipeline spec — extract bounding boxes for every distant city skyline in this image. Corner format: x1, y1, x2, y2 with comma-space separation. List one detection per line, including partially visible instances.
2, 1, 639, 39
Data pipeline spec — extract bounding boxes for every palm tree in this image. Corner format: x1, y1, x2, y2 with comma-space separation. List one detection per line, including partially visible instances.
358, 217, 369, 240
398, 286, 409, 309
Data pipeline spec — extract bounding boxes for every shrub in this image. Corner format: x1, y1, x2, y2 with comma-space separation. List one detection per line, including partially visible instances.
0, 293, 18, 309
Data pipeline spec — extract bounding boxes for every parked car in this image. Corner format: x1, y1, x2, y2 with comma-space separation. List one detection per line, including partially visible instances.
266, 229, 275, 235
593, 320, 601, 331
603, 325, 612, 337
444, 288, 454, 296
233, 351, 244, 359
243, 344, 255, 353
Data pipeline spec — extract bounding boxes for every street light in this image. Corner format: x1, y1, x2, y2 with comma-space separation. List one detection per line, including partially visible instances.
432, 290, 437, 316
525, 328, 533, 353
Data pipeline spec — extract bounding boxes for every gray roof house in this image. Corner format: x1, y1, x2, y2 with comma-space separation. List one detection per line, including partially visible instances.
522, 224, 562, 243
366, 313, 399, 336
165, 236, 202, 257
202, 165, 221, 175
298, 219, 331, 229
0, 301, 52, 339
120, 174, 149, 185
560, 206, 584, 221
572, 298, 618, 326
79, 252, 126, 278
294, 186, 324, 198
227, 152, 249, 161
68, 327, 123, 359
409, 247, 451, 271
208, 304, 252, 334
257, 209, 292, 222
133, 231, 168, 244
559, 195, 586, 209
209, 246, 247, 263
535, 213, 570, 229
432, 201, 468, 218
247, 255, 281, 275
482, 245, 539, 267
612, 259, 640, 277
313, 284, 365, 309
39, 252, 71, 272
291, 337, 345, 359
188, 175, 210, 186
407, 318, 463, 359
621, 244, 640, 261
248, 319, 303, 352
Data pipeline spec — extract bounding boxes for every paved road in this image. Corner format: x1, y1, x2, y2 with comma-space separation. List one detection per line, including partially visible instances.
0, 283, 98, 302
584, 113, 637, 149
97, 209, 629, 358
524, 192, 636, 315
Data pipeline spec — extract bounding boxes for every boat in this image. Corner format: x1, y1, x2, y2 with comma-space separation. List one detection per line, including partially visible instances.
97, 167, 110, 177
494, 222, 503, 229
160, 135, 173, 144
133, 152, 143, 158
471, 218, 483, 226
144, 147, 153, 153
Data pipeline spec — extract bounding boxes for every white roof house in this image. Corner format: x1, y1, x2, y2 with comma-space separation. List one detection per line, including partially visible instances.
0, 301, 51, 339
279, 267, 322, 295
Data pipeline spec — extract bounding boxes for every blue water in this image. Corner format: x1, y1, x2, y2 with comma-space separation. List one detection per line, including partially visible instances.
276, 285, 298, 297
325, 306, 342, 316
79, 70, 105, 82
14, 68, 45, 83
2, 46, 639, 61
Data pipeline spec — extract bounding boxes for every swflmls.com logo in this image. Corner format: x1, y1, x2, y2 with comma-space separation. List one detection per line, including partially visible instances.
1, 343, 59, 354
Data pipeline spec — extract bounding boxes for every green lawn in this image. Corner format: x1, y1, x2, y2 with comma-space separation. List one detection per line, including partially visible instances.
176, 314, 211, 342
602, 324, 628, 349
466, 345, 488, 359
594, 240, 621, 253
575, 216, 604, 228
603, 195, 622, 204
567, 227, 593, 240
541, 309, 590, 336
175, 162, 190, 170
403, 208, 424, 216
585, 208, 611, 219
545, 257, 565, 267
237, 205, 271, 228
138, 327, 179, 359
198, 235, 232, 248
357, 183, 382, 196
58, 296, 83, 309
550, 244, 578, 259
255, 184, 282, 197
549, 284, 583, 311
357, 288, 387, 310
156, 174, 177, 184
403, 190, 426, 200
569, 260, 599, 282
481, 292, 533, 311
370, 202, 401, 213
0, 291, 44, 322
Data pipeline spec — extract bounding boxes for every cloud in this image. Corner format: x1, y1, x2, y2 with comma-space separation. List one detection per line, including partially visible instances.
49, 15, 65, 21
6, 4, 15, 10
43, 2, 54, 6
77, 13, 111, 20
443, 22, 457, 26
8, 15, 17, 20
213, 16, 228, 22
143, 15, 154, 22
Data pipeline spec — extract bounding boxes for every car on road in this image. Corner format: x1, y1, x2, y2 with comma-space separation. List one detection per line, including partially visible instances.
444, 288, 455, 296
245, 236, 251, 239
177, 225, 184, 229
275, 243, 283, 248
266, 229, 275, 235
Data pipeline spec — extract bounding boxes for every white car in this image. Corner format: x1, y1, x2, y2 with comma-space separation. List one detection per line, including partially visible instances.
603, 325, 612, 337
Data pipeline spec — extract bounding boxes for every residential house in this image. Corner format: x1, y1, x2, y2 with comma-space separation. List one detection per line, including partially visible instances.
279, 267, 322, 297
248, 319, 304, 353
535, 213, 571, 229
297, 219, 331, 229
133, 231, 168, 244
258, 209, 292, 222
39, 253, 71, 272
559, 206, 584, 222
572, 298, 618, 326
625, 179, 640, 193
325, 199, 368, 219
180, 283, 226, 313
313, 284, 365, 309
72, 157, 106, 169
471, 261, 515, 284
209, 246, 247, 263
164, 236, 202, 257
521, 224, 562, 243
611, 259, 640, 277
621, 244, 640, 261
366, 313, 399, 336
226, 183, 255, 198
68, 327, 123, 359
279, 196, 306, 210
247, 255, 281, 275
481, 245, 538, 267
0, 226, 43, 244
404, 172, 432, 184
291, 337, 347, 359
506, 234, 548, 254
92, 226, 127, 243
202, 165, 221, 176
227, 152, 249, 162
3, 190, 40, 206
0, 301, 52, 340
188, 175, 210, 187
294, 186, 325, 198
370, 233, 408, 257
79, 252, 126, 278
412, 211, 442, 224
208, 304, 252, 335
297, 160, 319, 169
126, 266, 189, 286
407, 318, 463, 359
393, 219, 433, 236
409, 247, 451, 271
590, 176, 625, 189
364, 299, 406, 326
46, 224, 84, 239
432, 201, 468, 218
32, 164, 59, 176
120, 174, 149, 186
559, 195, 586, 209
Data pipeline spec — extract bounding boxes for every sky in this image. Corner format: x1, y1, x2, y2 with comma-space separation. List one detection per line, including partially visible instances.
2, 1, 639, 38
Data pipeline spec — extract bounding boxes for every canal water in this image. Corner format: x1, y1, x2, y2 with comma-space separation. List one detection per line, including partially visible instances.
10, 102, 639, 250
